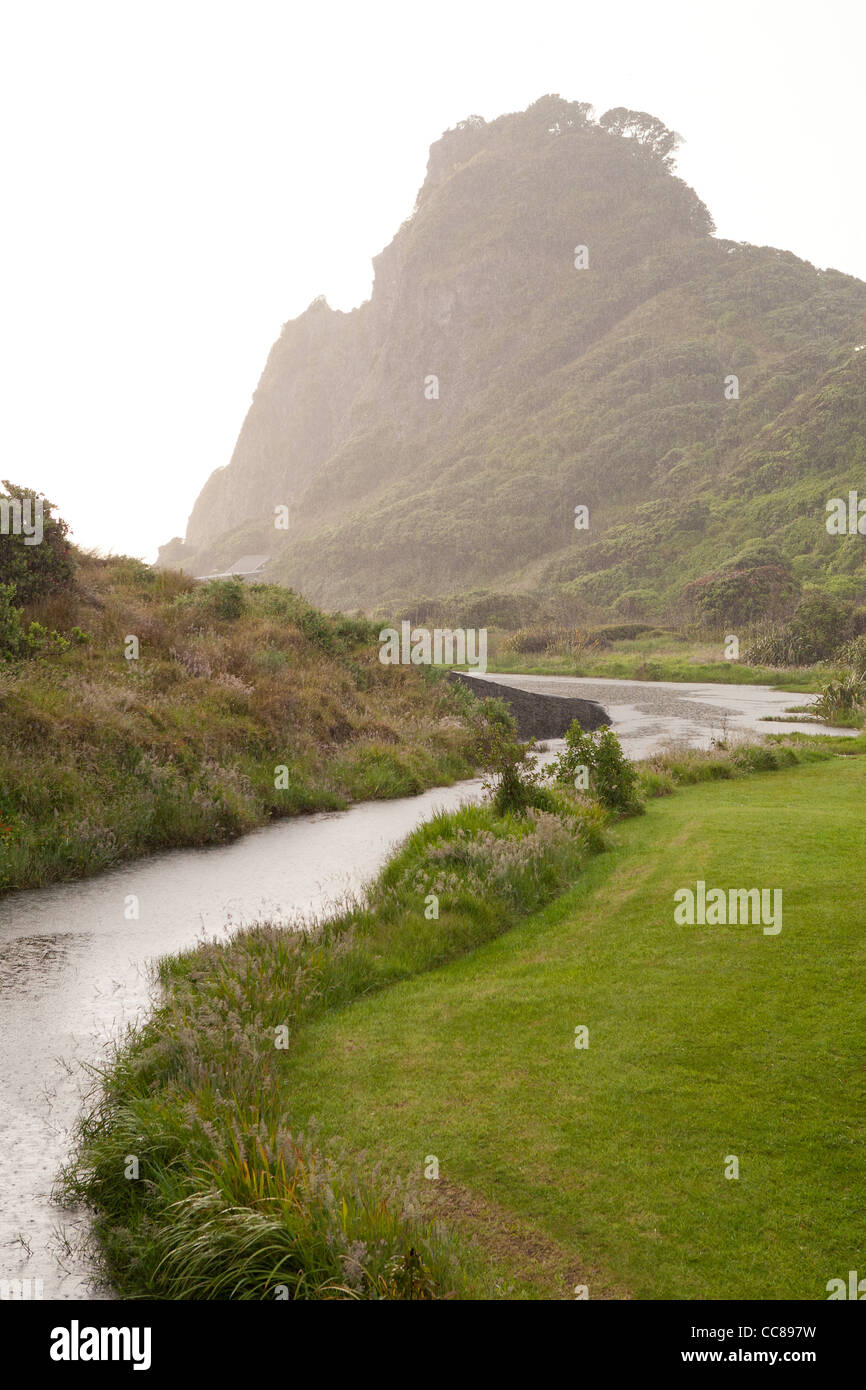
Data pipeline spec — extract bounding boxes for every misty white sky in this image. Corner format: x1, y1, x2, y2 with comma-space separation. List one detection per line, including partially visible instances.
1, 0, 863, 560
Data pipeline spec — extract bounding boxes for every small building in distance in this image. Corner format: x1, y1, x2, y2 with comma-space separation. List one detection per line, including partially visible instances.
195, 555, 271, 584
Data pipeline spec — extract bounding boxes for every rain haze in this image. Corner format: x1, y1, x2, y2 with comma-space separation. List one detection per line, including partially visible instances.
3, 0, 866, 1333
1, 0, 864, 558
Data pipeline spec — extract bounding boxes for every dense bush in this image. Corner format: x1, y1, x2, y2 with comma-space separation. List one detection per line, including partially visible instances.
837, 634, 866, 676
376, 591, 544, 632
330, 613, 380, 647
203, 578, 246, 620
745, 591, 856, 667
680, 563, 800, 627
813, 672, 865, 721
790, 592, 855, 662
479, 699, 554, 815
502, 624, 595, 658
588, 622, 656, 644
743, 622, 804, 668
0, 481, 76, 603
0, 583, 23, 658
553, 720, 643, 814
501, 627, 551, 655
0, 581, 75, 660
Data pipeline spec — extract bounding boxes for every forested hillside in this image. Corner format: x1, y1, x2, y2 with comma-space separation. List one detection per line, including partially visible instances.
159, 96, 866, 623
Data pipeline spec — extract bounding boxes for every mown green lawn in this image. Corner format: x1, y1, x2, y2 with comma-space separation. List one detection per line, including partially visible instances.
286, 758, 866, 1299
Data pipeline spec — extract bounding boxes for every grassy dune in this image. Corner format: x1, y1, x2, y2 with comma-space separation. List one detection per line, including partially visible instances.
0, 556, 488, 894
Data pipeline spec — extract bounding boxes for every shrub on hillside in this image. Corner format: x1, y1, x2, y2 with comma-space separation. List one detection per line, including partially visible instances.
503, 624, 595, 658
501, 627, 551, 654
0, 583, 24, 658
444, 590, 542, 630
588, 622, 655, 645
330, 613, 379, 647
680, 563, 800, 627
0, 582, 73, 660
745, 591, 856, 667
376, 592, 543, 632
204, 578, 246, 620
612, 589, 659, 620
790, 592, 855, 662
0, 481, 76, 603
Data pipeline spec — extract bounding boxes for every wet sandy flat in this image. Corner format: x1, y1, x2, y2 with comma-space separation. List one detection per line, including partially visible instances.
469, 674, 856, 759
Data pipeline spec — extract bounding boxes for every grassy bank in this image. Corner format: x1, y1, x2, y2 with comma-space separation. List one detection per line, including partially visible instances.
62, 792, 608, 1298
63, 734, 860, 1299
481, 629, 834, 692
0, 556, 490, 895
286, 754, 866, 1299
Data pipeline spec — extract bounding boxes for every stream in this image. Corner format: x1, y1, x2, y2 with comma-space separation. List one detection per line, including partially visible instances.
0, 676, 854, 1299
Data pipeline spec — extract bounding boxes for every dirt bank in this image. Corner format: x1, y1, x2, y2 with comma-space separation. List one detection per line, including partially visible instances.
447, 671, 609, 739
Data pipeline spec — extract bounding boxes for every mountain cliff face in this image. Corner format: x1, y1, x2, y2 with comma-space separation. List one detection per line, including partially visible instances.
160, 95, 866, 619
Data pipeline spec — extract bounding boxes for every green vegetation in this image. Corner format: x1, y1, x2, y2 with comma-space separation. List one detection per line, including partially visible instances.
502, 623, 597, 659
478, 597, 866, 712
813, 671, 866, 723
63, 724, 862, 1298
478, 701, 556, 817
0, 480, 76, 603
743, 591, 866, 667
553, 720, 643, 813
484, 630, 837, 692
636, 729, 865, 796
62, 777, 608, 1298
0, 552, 492, 895
279, 755, 866, 1300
